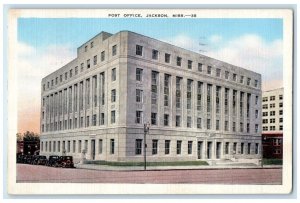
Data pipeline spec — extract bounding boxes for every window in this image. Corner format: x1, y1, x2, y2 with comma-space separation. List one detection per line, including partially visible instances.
279, 102, 283, 108
85, 45, 87, 52
207, 119, 211, 130
111, 89, 116, 102
188, 60, 193, 69
225, 121, 229, 131
240, 122, 243, 132
81, 63, 84, 72
216, 86, 221, 114
270, 118, 276, 123
262, 119, 268, 124
55, 77, 58, 85
270, 96, 275, 101
197, 82, 203, 111
165, 53, 171, 63
270, 103, 275, 108
187, 116, 192, 128
87, 59, 90, 68
240, 76, 244, 84
100, 113, 105, 125
176, 140, 182, 154
262, 97, 268, 102
263, 104, 268, 109
86, 116, 90, 127
216, 68, 221, 77
207, 84, 212, 113
151, 71, 158, 105
111, 68, 116, 81
151, 113, 157, 125
263, 126, 268, 131
270, 126, 275, 131
241, 143, 244, 154
75, 66, 78, 75
47, 82, 50, 88
101, 51, 105, 61
176, 57, 182, 66
255, 110, 259, 118
176, 77, 182, 108
248, 143, 251, 154
225, 142, 229, 154
90, 41, 94, 48
135, 139, 142, 155
93, 55, 97, 65
111, 111, 115, 124
247, 78, 251, 85
164, 74, 170, 106
136, 68, 143, 81
136, 89, 143, 103
225, 88, 229, 115
279, 110, 283, 115
255, 80, 258, 87
279, 95, 283, 100
280, 117, 283, 123
176, 115, 181, 127
110, 139, 115, 154
279, 125, 283, 130
197, 118, 202, 129
188, 141, 193, 154
135, 111, 143, 124
165, 140, 170, 154
255, 143, 259, 154
152, 49, 158, 60
164, 114, 169, 126
255, 96, 259, 105
112, 45, 117, 56
136, 45, 143, 56
207, 66, 212, 74
270, 111, 276, 116
92, 114, 97, 126
99, 139, 103, 154
263, 112, 268, 116
233, 74, 237, 81
43, 84, 45, 91
65, 72, 68, 80
255, 124, 259, 133
225, 71, 229, 79
187, 79, 193, 109
78, 140, 81, 153
216, 119, 220, 130
152, 140, 158, 155
198, 63, 203, 72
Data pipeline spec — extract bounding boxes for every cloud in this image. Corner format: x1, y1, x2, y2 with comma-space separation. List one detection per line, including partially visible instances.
161, 34, 283, 91
16, 42, 76, 133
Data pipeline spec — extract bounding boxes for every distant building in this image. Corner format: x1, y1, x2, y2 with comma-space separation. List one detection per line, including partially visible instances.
40, 31, 262, 163
262, 88, 283, 159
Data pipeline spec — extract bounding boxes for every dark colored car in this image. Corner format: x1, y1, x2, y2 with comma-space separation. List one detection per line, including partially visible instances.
46, 155, 60, 167
57, 156, 75, 168
24, 155, 34, 164
30, 155, 39, 164
17, 154, 25, 163
33, 155, 47, 165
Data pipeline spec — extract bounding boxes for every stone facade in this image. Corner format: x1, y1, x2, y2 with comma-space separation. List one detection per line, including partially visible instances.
40, 31, 262, 162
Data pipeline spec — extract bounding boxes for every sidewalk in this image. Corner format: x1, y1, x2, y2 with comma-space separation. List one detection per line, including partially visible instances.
74, 163, 282, 171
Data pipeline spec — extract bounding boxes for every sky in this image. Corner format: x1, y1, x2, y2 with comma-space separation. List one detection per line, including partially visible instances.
17, 18, 283, 134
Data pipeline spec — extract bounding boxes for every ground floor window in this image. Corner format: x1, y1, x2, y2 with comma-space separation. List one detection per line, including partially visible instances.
165, 140, 170, 154
110, 139, 115, 154
152, 140, 158, 155
135, 139, 142, 155
176, 140, 182, 154
188, 141, 193, 154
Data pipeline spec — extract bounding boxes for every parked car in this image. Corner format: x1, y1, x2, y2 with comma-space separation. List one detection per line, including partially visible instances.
56, 156, 75, 168
33, 155, 47, 165
46, 155, 60, 167
30, 155, 39, 164
17, 154, 25, 163
24, 155, 34, 164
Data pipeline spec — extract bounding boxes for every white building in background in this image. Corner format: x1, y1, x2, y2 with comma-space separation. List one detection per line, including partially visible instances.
40, 31, 262, 163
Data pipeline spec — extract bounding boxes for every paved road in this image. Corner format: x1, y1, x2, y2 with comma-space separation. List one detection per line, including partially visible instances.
17, 164, 282, 184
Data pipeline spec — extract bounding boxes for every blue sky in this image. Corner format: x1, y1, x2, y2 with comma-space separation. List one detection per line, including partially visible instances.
18, 18, 282, 50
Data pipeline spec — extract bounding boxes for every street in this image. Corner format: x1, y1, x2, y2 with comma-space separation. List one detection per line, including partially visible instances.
16, 164, 282, 184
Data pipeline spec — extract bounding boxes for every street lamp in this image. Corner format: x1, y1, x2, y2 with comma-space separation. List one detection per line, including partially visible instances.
144, 122, 150, 170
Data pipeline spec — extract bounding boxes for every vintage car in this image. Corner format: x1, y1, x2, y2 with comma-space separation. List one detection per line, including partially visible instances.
46, 155, 60, 167
33, 155, 48, 165
16, 154, 25, 163
56, 156, 75, 168
29, 155, 39, 164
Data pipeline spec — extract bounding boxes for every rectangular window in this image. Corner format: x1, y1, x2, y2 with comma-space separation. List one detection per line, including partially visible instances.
74, 118, 77, 128
216, 119, 220, 130
240, 75, 244, 84
262, 104, 268, 109
81, 63, 84, 72
111, 68, 116, 81
135, 111, 143, 124
86, 79, 90, 108
225, 121, 229, 131
176, 77, 182, 108
279, 125, 283, 130
135, 139, 142, 155
92, 114, 97, 126
241, 143, 245, 154
100, 113, 105, 125
262, 119, 268, 124
207, 66, 212, 74
100, 72, 105, 105
111, 89, 116, 102
136, 45, 143, 56
101, 51, 105, 61
270, 111, 276, 116
197, 118, 202, 129
78, 140, 81, 153
240, 122, 243, 132
216, 86, 221, 114
247, 123, 250, 133
224, 142, 229, 154
176, 115, 181, 127
255, 143, 259, 154
187, 79, 193, 109
152, 49, 158, 60
65, 72, 68, 80
240, 92, 244, 118
255, 96, 259, 105
187, 116, 192, 128
165, 53, 171, 63
248, 143, 251, 154
86, 116, 89, 127
99, 139, 103, 154
216, 68, 221, 77
136, 68, 143, 81
262, 97, 268, 102
111, 111, 115, 124
197, 82, 203, 111
255, 124, 259, 133
176, 56, 182, 66
233, 90, 237, 115
164, 114, 169, 126
270, 96, 275, 101
93, 75, 97, 107
263, 112, 268, 116
151, 71, 158, 105
176, 141, 182, 154
93, 55, 97, 65
207, 119, 211, 130
233, 74, 237, 81
247, 78, 251, 85
188, 60, 193, 69
80, 117, 83, 127
207, 84, 212, 113
165, 140, 170, 154
188, 141, 193, 154
110, 139, 115, 154
198, 63, 203, 72
72, 140, 76, 153
280, 117, 283, 122
151, 113, 157, 125
85, 45, 87, 52
233, 142, 237, 154
136, 89, 143, 103
87, 59, 90, 69
255, 110, 258, 118
270, 103, 275, 108
75, 66, 78, 75
225, 88, 229, 115
112, 45, 117, 56
225, 71, 229, 79
279, 95, 283, 100
152, 140, 158, 155
164, 74, 170, 106
279, 102, 283, 107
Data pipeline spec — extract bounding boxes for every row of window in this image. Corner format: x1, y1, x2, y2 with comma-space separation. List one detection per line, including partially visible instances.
262, 95, 283, 102
262, 118, 283, 124
43, 45, 118, 91
262, 110, 283, 116
262, 102, 283, 109
135, 45, 259, 87
262, 126, 283, 131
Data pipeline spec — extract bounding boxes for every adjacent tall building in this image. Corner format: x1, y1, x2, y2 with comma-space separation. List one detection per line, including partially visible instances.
40, 31, 262, 163
262, 88, 283, 159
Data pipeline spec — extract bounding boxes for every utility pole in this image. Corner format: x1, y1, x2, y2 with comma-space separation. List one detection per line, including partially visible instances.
144, 122, 150, 170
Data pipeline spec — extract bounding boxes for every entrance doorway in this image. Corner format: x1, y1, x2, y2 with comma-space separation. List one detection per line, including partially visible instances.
197, 141, 203, 159
207, 142, 212, 159
91, 139, 95, 160
216, 142, 221, 159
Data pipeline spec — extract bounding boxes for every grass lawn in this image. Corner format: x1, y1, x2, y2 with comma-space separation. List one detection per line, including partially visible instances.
85, 160, 209, 167
263, 159, 282, 165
